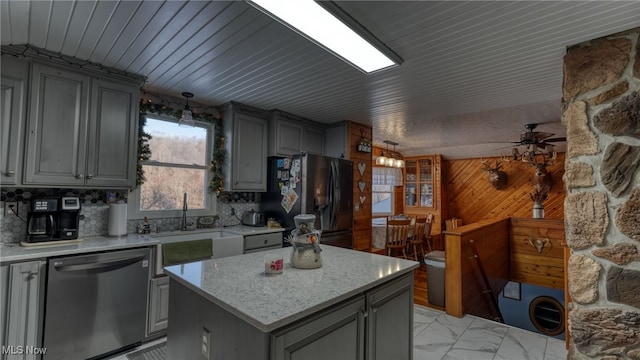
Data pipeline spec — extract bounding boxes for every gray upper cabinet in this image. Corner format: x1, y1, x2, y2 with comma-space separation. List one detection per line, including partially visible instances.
324, 121, 349, 159
0, 56, 28, 185
24, 62, 138, 188
269, 111, 324, 156
219, 102, 268, 192
86, 79, 138, 187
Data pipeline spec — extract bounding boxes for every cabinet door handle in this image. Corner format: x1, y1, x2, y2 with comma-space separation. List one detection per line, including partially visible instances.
5, 171, 14, 176
234, 180, 238, 185
86, 174, 93, 179
75, 174, 83, 179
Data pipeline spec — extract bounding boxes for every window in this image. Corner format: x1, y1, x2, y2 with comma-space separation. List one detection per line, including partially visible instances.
372, 167, 401, 215
129, 116, 215, 219
372, 183, 394, 215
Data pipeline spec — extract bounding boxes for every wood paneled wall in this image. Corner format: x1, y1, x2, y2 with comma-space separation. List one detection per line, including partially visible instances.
444, 153, 565, 224
349, 122, 372, 251
509, 218, 565, 289
444, 218, 510, 319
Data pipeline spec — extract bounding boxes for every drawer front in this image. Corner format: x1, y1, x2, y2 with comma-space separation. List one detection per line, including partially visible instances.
244, 232, 282, 251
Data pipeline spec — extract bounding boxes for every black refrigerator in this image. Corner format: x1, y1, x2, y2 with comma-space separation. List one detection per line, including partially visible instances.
260, 153, 353, 248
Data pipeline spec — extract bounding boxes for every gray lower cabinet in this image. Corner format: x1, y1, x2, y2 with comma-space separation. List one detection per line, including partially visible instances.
243, 232, 283, 253
366, 272, 414, 360
271, 272, 413, 360
2, 260, 46, 360
0, 56, 28, 185
147, 276, 170, 335
271, 296, 366, 360
168, 271, 413, 360
24, 62, 139, 188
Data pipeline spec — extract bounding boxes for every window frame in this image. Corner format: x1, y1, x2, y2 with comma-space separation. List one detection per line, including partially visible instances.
128, 114, 216, 220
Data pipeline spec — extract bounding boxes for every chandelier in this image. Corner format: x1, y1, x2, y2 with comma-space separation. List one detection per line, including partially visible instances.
512, 144, 557, 162
376, 140, 404, 168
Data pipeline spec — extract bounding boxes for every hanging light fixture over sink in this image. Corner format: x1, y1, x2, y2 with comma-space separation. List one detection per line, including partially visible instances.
179, 92, 195, 127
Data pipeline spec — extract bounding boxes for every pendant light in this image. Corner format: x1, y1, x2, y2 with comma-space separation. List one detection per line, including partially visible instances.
392, 143, 404, 168
377, 140, 404, 168
179, 92, 195, 127
376, 141, 390, 166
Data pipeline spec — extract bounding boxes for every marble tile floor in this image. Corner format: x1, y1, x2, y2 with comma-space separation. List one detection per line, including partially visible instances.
107, 305, 567, 360
413, 305, 567, 360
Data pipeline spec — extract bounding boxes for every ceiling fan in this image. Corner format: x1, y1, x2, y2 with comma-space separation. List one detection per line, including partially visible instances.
513, 123, 566, 149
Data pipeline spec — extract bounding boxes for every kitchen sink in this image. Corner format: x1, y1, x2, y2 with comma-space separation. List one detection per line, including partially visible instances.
150, 230, 244, 275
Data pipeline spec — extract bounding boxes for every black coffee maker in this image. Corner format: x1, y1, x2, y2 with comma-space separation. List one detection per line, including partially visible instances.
26, 197, 81, 243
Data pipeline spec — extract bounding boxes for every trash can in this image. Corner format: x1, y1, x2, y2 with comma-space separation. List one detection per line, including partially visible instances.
425, 250, 446, 307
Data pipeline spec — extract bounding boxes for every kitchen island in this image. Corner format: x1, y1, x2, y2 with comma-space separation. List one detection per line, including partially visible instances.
164, 245, 419, 360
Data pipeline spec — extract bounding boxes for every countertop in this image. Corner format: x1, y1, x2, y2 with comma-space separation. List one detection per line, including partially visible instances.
164, 245, 419, 332
0, 225, 284, 263
148, 225, 284, 238
0, 234, 159, 263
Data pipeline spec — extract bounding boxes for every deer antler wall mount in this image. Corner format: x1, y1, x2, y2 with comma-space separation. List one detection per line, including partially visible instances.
480, 158, 508, 190
527, 236, 550, 254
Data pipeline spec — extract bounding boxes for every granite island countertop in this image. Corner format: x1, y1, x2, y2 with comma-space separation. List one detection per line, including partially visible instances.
164, 245, 419, 332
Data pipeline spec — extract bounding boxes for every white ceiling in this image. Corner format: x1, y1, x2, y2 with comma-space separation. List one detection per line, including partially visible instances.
2, 1, 639, 159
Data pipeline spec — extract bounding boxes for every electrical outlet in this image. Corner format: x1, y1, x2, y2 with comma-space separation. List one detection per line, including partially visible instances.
4, 202, 17, 216
201, 327, 211, 359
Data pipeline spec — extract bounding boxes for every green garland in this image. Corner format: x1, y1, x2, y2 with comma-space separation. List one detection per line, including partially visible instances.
136, 115, 152, 186
138, 99, 225, 194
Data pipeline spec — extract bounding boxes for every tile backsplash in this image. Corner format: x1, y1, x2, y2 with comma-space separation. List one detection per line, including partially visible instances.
0, 188, 260, 243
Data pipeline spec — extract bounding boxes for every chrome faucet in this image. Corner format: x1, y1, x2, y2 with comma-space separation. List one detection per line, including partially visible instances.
181, 192, 188, 231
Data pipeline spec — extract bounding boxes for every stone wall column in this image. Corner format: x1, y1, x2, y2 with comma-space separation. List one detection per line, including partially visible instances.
563, 27, 640, 359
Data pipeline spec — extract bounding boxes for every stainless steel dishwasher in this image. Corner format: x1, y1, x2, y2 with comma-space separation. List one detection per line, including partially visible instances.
43, 247, 150, 360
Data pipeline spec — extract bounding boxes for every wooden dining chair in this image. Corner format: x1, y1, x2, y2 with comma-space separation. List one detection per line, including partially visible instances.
408, 217, 427, 261
424, 213, 434, 253
385, 219, 411, 258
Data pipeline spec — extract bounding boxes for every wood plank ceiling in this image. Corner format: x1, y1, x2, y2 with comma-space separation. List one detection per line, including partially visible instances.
2, 0, 639, 159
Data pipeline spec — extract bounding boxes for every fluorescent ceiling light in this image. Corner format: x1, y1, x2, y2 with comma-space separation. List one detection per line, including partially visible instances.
248, 0, 401, 73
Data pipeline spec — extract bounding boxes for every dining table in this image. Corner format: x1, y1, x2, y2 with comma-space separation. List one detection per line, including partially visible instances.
371, 217, 415, 250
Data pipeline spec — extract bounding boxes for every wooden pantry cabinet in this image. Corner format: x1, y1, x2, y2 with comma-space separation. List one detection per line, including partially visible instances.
23, 62, 139, 188
403, 155, 447, 250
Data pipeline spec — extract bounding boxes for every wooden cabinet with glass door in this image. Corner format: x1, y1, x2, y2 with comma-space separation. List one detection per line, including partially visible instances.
404, 157, 435, 209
